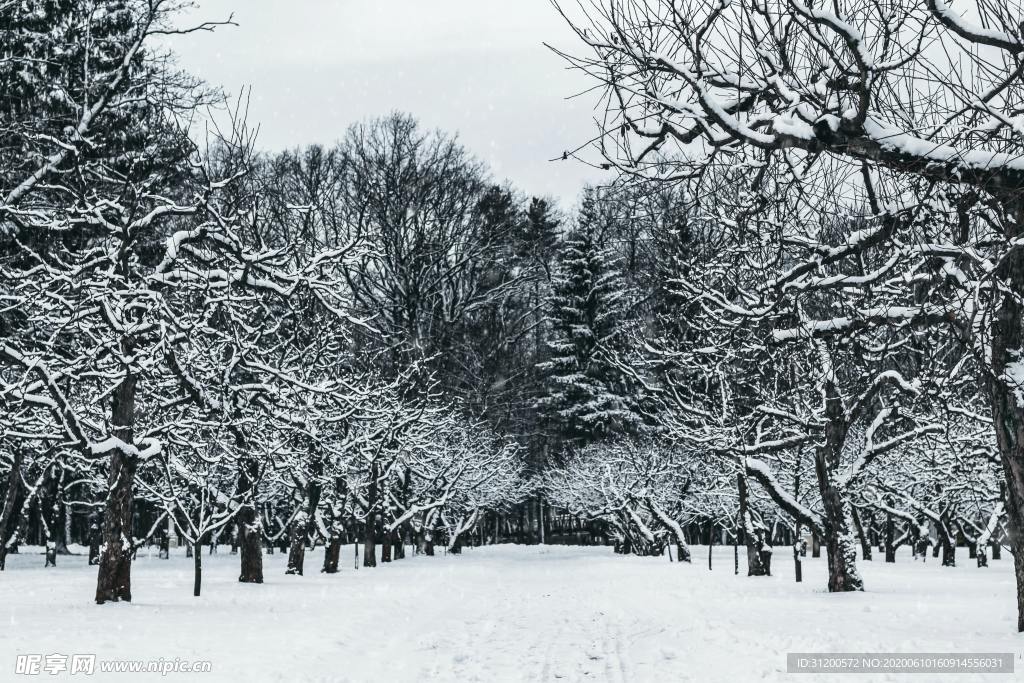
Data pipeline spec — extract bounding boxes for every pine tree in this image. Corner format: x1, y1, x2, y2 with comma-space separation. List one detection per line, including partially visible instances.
537, 193, 645, 447
518, 197, 560, 273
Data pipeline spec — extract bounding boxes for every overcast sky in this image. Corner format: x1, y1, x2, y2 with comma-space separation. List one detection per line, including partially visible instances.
174, 0, 611, 208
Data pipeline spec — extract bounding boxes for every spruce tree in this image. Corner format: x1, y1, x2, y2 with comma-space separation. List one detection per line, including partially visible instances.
537, 193, 644, 447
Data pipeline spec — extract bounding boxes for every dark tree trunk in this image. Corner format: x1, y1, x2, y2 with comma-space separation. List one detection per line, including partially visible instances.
818, 490, 863, 591
393, 528, 405, 560
416, 529, 427, 555
363, 461, 378, 568
793, 520, 803, 583
322, 475, 348, 573
322, 536, 342, 573
88, 511, 102, 566
738, 473, 768, 576
884, 511, 896, 563
991, 234, 1024, 631
814, 418, 863, 592
677, 542, 690, 562
95, 374, 138, 605
237, 503, 263, 583
287, 448, 324, 576
450, 513, 476, 555
851, 508, 872, 561
0, 448, 23, 571
94, 451, 137, 603
286, 512, 308, 576
55, 489, 69, 557
381, 527, 393, 563
421, 509, 438, 556
938, 520, 956, 567
792, 460, 803, 582
236, 453, 263, 584
193, 541, 202, 596
43, 465, 65, 566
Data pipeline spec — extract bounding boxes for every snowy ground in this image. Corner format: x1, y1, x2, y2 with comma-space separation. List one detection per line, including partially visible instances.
1, 544, 1020, 682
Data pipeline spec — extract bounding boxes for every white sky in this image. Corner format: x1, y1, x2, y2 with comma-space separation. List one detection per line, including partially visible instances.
173, 0, 612, 208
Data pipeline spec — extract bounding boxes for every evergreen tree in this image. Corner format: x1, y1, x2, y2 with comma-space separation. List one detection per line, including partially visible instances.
518, 197, 561, 275
536, 192, 645, 447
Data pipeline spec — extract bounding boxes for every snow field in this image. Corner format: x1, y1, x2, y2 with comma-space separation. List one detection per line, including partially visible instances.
1, 544, 1019, 682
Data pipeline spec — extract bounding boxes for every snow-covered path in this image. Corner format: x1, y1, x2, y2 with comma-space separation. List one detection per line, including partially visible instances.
1, 544, 1020, 682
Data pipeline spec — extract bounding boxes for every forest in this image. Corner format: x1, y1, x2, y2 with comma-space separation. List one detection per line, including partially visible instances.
1, 2, 1023, 678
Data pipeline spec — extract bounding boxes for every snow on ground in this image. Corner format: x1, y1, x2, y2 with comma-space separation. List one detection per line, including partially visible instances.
1, 544, 1020, 682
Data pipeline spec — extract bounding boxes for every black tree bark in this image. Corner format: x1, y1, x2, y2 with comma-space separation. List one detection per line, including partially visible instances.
95, 375, 138, 604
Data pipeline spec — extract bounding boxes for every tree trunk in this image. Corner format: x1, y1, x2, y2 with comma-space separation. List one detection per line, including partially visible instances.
286, 511, 308, 575
851, 508, 872, 561
449, 511, 478, 555
44, 543, 57, 568
884, 511, 896, 563
393, 528, 405, 560
322, 535, 342, 573
814, 421, 863, 592
46, 465, 68, 562
738, 473, 768, 576
287, 448, 323, 576
793, 521, 803, 583
363, 460, 378, 568
990, 220, 1024, 630
236, 455, 263, 584
237, 507, 263, 583
94, 449, 137, 603
992, 393, 1024, 618
818, 494, 863, 591
938, 519, 956, 567
646, 500, 691, 563
381, 526, 393, 562
158, 534, 170, 560
193, 541, 202, 596
88, 510, 102, 566
95, 374, 138, 605
0, 448, 23, 571
57, 498, 69, 556
416, 528, 427, 555
449, 534, 463, 554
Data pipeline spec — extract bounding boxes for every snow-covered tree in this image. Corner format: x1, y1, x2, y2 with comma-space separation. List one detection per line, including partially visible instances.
537, 192, 647, 447
560, 0, 1024, 625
